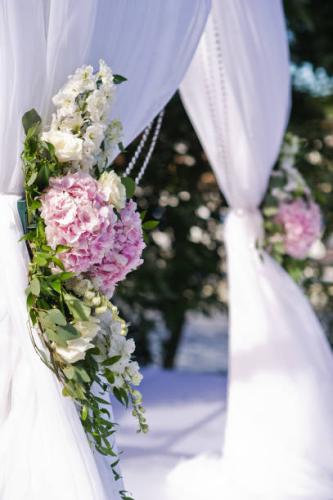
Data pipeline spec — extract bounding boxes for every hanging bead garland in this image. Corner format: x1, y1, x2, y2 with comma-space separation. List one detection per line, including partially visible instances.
124, 109, 165, 185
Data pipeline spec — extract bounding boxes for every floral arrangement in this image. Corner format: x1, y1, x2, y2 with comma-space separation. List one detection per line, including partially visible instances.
20, 61, 154, 495
262, 133, 322, 266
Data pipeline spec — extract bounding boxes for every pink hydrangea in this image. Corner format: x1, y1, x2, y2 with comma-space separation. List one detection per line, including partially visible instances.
276, 199, 322, 259
89, 200, 145, 297
41, 172, 116, 273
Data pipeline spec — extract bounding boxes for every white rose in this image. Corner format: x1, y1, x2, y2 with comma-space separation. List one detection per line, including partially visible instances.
55, 318, 100, 364
75, 318, 100, 339
42, 130, 83, 163
56, 337, 94, 364
98, 171, 126, 210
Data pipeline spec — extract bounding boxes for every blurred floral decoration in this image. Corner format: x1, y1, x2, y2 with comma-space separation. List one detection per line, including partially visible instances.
262, 133, 322, 266
113, 0, 333, 368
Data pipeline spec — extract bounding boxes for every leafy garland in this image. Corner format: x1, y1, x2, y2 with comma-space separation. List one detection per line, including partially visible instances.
19, 62, 156, 498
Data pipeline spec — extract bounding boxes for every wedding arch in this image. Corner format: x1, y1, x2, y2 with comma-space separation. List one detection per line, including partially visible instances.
168, 0, 333, 498
0, 1, 210, 499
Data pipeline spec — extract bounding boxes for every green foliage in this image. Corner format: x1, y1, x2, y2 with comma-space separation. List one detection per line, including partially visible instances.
20, 111, 147, 495
121, 176, 136, 198
113, 74, 128, 85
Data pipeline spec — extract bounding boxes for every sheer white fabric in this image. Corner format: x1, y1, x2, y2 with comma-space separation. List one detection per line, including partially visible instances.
168, 0, 333, 498
0, 1, 210, 499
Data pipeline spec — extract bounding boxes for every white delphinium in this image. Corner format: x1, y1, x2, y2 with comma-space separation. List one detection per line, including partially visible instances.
97, 120, 123, 171
125, 361, 143, 386
94, 307, 143, 389
44, 60, 120, 172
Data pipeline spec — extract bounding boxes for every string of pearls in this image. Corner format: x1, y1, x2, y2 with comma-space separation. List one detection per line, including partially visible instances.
124, 123, 153, 178
124, 109, 165, 185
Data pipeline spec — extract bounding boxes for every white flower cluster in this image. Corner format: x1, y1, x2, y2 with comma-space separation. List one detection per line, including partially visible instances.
57, 277, 142, 387
271, 133, 310, 202
42, 60, 122, 172
96, 309, 143, 388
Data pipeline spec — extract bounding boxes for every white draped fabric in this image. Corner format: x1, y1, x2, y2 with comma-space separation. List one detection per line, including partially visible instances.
0, 1, 210, 499
168, 0, 333, 499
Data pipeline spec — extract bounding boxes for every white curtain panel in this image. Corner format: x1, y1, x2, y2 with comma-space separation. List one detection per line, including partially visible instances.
173, 0, 333, 498
0, 1, 211, 499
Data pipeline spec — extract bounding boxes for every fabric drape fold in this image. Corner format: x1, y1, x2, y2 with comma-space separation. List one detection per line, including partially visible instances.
167, 0, 333, 498
0, 1, 211, 498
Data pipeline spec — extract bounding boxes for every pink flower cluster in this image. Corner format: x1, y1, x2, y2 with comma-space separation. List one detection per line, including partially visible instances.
41, 172, 115, 273
40, 173, 145, 296
90, 200, 146, 297
276, 199, 322, 259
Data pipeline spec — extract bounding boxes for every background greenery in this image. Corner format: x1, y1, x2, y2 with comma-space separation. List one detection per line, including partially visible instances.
114, 0, 333, 369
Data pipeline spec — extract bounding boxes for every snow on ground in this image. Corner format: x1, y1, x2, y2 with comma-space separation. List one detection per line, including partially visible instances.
114, 368, 227, 500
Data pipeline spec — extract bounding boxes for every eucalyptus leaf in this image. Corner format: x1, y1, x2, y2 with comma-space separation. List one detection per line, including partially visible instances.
30, 277, 40, 296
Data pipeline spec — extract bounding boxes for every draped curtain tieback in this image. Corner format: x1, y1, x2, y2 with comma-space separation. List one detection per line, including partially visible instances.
226, 207, 264, 253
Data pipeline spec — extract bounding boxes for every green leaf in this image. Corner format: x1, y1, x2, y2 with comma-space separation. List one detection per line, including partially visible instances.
35, 253, 49, 266
140, 210, 147, 222
52, 256, 66, 270
48, 271, 75, 282
102, 355, 122, 366
20, 231, 35, 242
56, 244, 70, 254
50, 280, 62, 293
30, 199, 41, 211
121, 176, 136, 199
30, 277, 40, 296
26, 292, 35, 308
22, 109, 41, 135
113, 74, 127, 85
63, 365, 76, 380
142, 220, 159, 231
75, 366, 91, 383
118, 141, 126, 153
81, 405, 88, 421
113, 387, 129, 407
104, 368, 115, 385
27, 171, 38, 187
63, 293, 91, 321
56, 324, 80, 342
47, 308, 67, 326
36, 163, 51, 190
143, 232, 149, 245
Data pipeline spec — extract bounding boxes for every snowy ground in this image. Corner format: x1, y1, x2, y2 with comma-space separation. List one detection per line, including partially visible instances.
114, 368, 227, 500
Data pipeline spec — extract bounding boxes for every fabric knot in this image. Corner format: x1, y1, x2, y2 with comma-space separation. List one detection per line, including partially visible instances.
225, 206, 264, 254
